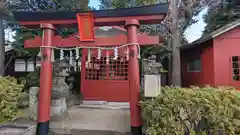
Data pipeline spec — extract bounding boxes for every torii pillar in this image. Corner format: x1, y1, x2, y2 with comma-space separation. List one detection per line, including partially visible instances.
36, 23, 55, 135
126, 19, 142, 135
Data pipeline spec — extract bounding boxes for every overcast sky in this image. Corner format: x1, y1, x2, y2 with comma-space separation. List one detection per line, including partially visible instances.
89, 0, 100, 9
5, 1, 207, 45
184, 7, 208, 43
88, 0, 208, 43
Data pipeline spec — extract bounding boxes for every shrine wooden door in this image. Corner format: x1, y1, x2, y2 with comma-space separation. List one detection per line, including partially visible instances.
81, 48, 130, 102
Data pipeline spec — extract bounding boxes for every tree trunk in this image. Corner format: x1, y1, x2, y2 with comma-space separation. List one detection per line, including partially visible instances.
0, 17, 5, 76
169, 0, 182, 86
167, 39, 172, 85
171, 29, 182, 86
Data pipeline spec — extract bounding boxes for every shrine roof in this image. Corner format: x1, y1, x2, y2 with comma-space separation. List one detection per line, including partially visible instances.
12, 3, 169, 22
180, 19, 240, 50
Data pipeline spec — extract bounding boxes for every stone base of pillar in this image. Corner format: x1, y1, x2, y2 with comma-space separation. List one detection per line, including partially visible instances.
29, 87, 79, 121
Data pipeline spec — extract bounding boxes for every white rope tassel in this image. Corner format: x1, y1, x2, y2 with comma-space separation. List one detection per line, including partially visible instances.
137, 44, 141, 59
126, 47, 129, 61
106, 51, 109, 64
85, 61, 89, 68
39, 43, 140, 60
97, 47, 102, 60
87, 48, 91, 63
69, 50, 73, 65
51, 49, 55, 62
40, 43, 140, 53
60, 48, 64, 60
113, 47, 118, 60
120, 57, 124, 62
75, 47, 80, 60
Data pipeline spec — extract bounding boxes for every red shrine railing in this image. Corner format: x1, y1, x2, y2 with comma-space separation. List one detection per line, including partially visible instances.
81, 46, 130, 101
84, 55, 128, 81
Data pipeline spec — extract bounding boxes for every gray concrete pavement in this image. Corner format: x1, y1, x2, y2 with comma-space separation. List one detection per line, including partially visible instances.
50, 104, 131, 135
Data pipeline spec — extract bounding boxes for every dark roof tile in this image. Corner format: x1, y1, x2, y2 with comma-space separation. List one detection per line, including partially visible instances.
180, 19, 240, 50
12, 3, 169, 21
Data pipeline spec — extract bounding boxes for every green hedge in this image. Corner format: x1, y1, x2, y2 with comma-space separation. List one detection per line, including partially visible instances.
0, 76, 24, 123
140, 86, 240, 135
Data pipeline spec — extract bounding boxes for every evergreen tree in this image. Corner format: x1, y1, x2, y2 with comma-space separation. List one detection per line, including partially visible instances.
99, 0, 170, 67
13, 0, 89, 12
10, 0, 89, 58
203, 0, 239, 34
0, 0, 12, 76
100, 0, 167, 9
99, 0, 217, 86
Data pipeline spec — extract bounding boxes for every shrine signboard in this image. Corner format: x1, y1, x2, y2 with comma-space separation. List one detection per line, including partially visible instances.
76, 13, 95, 41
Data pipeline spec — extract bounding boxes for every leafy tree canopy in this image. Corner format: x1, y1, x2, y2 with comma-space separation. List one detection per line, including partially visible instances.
99, 0, 170, 64
8, 0, 90, 57
203, 0, 239, 34
99, 0, 167, 9
11, 0, 90, 12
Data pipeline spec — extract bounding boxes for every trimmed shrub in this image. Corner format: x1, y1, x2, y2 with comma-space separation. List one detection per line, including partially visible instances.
140, 86, 240, 135
0, 76, 24, 123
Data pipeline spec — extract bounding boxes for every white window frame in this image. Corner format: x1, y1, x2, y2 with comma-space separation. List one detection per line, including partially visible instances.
27, 59, 35, 72
14, 59, 26, 72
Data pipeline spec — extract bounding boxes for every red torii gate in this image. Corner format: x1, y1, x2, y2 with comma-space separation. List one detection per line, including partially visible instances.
13, 3, 168, 135
24, 31, 161, 48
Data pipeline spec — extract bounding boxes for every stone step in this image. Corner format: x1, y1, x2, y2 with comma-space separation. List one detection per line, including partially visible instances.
50, 130, 130, 135
0, 118, 36, 135
71, 129, 130, 135
50, 106, 131, 135
79, 101, 130, 109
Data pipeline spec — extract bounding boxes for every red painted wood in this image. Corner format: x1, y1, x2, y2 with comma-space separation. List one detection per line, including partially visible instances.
126, 19, 142, 127
24, 33, 161, 48
19, 15, 165, 28
24, 25, 160, 103
201, 44, 215, 86
81, 48, 130, 102
82, 80, 129, 101
76, 13, 95, 41
181, 48, 203, 87
213, 28, 240, 89
25, 36, 42, 48
181, 27, 240, 89
37, 23, 55, 124
181, 40, 215, 87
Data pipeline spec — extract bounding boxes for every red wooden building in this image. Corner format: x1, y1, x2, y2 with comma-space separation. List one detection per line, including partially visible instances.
180, 19, 240, 88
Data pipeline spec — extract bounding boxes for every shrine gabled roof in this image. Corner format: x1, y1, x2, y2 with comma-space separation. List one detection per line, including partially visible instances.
12, 3, 169, 22
180, 19, 240, 50
95, 26, 127, 37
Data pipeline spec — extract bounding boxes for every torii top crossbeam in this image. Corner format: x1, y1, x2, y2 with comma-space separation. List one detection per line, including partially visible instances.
12, 3, 169, 28
12, 3, 169, 48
